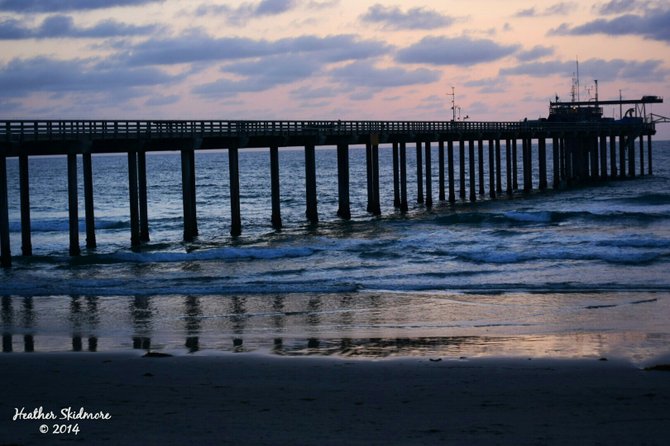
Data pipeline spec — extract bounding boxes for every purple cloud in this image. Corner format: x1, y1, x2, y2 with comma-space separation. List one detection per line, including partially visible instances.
360, 4, 454, 30
0, 15, 159, 39
0, 0, 163, 13
549, 8, 670, 42
396, 36, 519, 66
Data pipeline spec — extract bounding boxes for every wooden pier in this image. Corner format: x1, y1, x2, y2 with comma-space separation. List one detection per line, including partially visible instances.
0, 117, 659, 267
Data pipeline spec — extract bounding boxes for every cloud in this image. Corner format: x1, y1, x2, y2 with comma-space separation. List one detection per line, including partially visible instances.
121, 33, 391, 66
593, 0, 645, 15
360, 4, 454, 30
0, 0, 163, 13
549, 8, 670, 42
305, 0, 339, 10
514, 2, 577, 17
516, 45, 554, 62
500, 58, 668, 82
329, 60, 441, 88
0, 15, 159, 39
0, 56, 178, 98
396, 36, 519, 66
195, 0, 297, 24
290, 85, 342, 100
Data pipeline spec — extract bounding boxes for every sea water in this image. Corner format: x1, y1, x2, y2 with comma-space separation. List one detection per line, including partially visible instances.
1, 142, 669, 361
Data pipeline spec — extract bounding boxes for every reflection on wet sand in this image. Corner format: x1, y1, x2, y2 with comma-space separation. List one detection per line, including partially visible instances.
0, 293, 667, 361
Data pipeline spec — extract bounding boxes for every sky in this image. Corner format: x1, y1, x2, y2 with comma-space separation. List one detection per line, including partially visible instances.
1, 0, 669, 138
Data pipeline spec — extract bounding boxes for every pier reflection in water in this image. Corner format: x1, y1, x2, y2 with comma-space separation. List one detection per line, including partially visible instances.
0, 292, 668, 362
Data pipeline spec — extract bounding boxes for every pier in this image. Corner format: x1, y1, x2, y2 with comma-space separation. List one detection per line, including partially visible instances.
0, 109, 660, 267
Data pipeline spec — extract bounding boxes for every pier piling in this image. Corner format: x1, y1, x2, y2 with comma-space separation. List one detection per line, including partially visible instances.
229, 147, 242, 236
399, 142, 408, 213
459, 140, 466, 200
478, 140, 485, 196
138, 150, 150, 242
425, 141, 432, 209
305, 144, 318, 224
488, 139, 496, 198
19, 154, 32, 256
416, 142, 423, 204
468, 140, 476, 202
447, 139, 455, 204
270, 146, 283, 228
0, 155, 10, 267
128, 151, 141, 249
67, 153, 80, 256
438, 141, 445, 201
82, 152, 96, 249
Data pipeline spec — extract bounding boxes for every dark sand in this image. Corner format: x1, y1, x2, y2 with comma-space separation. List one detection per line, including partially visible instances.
1, 353, 669, 445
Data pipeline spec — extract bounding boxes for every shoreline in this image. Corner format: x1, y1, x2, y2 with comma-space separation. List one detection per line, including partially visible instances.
2, 352, 669, 445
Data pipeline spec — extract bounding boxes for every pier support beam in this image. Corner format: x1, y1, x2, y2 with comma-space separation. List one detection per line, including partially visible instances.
425, 141, 432, 209
438, 141, 445, 201
639, 135, 644, 176
416, 142, 423, 204
392, 142, 400, 208
619, 135, 626, 178
399, 142, 408, 213
19, 154, 32, 256
512, 139, 518, 190
305, 144, 318, 224
459, 140, 466, 200
337, 144, 351, 220
629, 135, 636, 178
599, 135, 608, 180
478, 140, 485, 196
138, 150, 150, 242
270, 146, 283, 228
447, 140, 455, 204
648, 134, 653, 175
67, 153, 80, 256
505, 139, 512, 196
552, 137, 560, 189
539, 137, 547, 190
366, 141, 380, 215
488, 140, 496, 198
522, 138, 532, 192
0, 155, 10, 267
468, 140, 476, 202
228, 147, 242, 236
495, 139, 502, 194
82, 152, 96, 249
128, 151, 141, 249
181, 149, 197, 241
610, 134, 617, 178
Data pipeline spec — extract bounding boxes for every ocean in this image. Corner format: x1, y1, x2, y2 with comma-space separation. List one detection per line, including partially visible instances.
2, 141, 669, 361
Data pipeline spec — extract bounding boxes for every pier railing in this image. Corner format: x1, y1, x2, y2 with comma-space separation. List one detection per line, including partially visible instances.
1, 119, 656, 142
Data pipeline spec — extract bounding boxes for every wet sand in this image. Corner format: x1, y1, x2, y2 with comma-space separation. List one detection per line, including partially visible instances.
1, 353, 669, 445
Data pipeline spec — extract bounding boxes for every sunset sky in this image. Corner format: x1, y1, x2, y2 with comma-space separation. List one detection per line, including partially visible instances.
1, 0, 669, 138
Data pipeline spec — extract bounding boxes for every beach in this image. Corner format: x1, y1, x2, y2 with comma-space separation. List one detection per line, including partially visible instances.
2, 352, 670, 445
